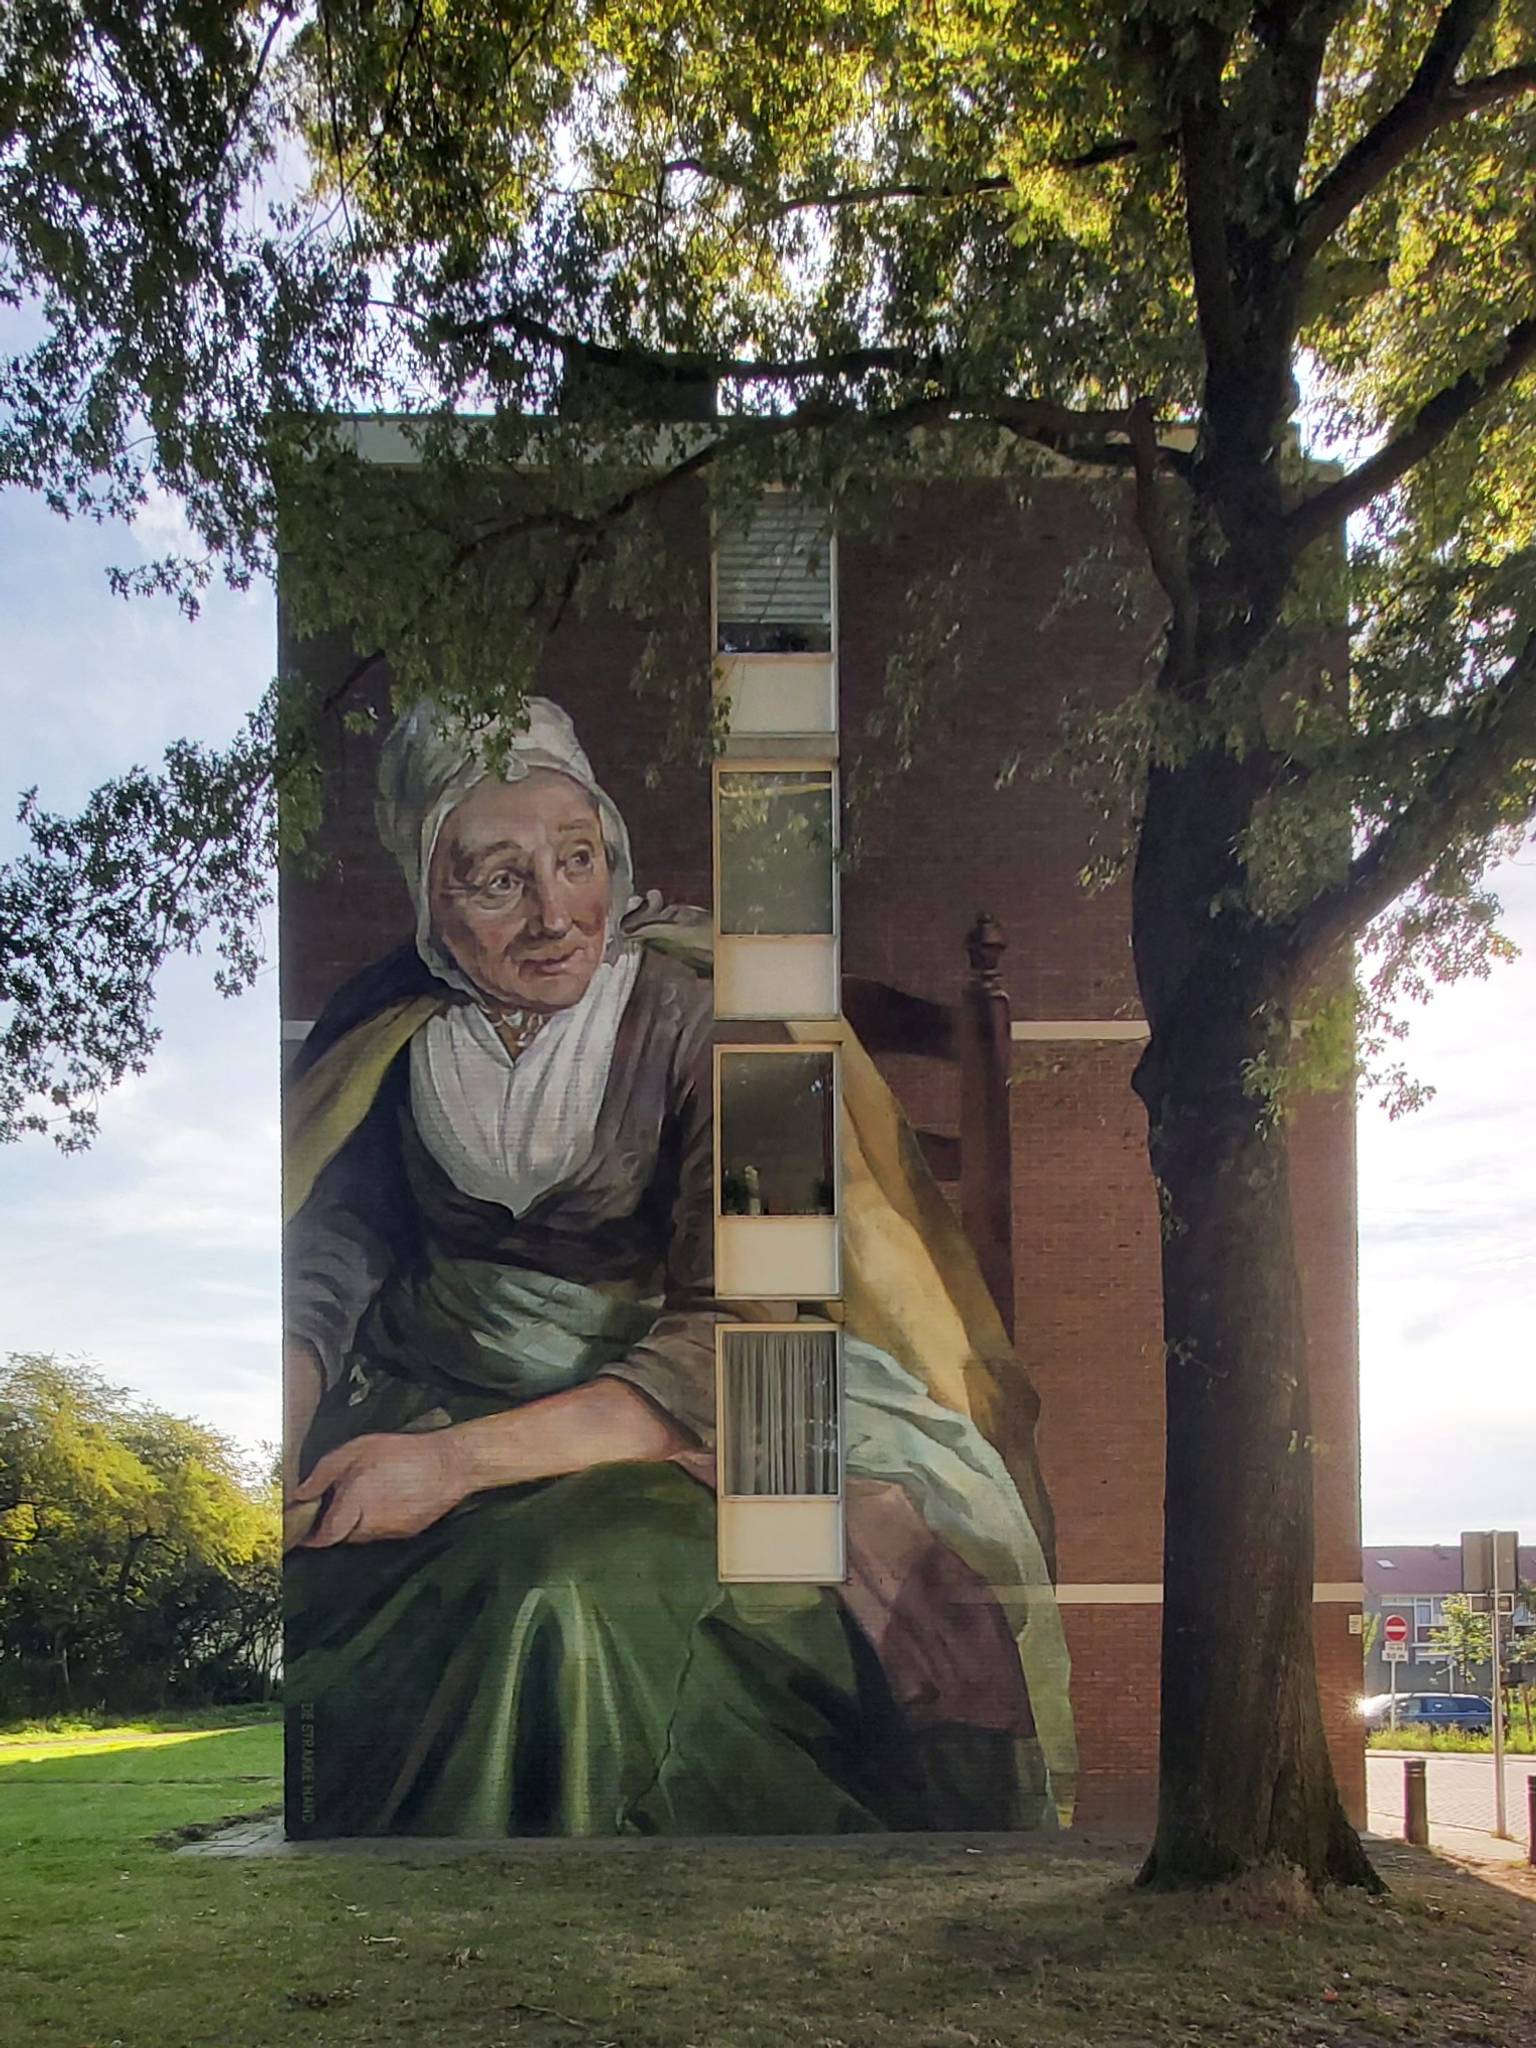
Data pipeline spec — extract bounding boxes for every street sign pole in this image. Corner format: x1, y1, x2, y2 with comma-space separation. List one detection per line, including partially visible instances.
1463, 1529, 1518, 1839
1492, 1541, 1508, 1837
1383, 1610, 1410, 1730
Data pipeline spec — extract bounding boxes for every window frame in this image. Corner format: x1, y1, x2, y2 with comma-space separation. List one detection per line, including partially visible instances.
712, 1040, 843, 1302
710, 492, 837, 656
715, 1320, 845, 1505
711, 759, 841, 1020
715, 1317, 847, 1586
712, 758, 841, 941
710, 489, 838, 742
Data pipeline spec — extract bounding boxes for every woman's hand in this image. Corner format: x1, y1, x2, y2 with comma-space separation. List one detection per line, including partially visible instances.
284, 1378, 688, 1551
288, 1430, 472, 1549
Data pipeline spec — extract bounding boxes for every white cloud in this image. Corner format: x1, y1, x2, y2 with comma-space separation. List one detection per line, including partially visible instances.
1357, 851, 1536, 1540
130, 481, 197, 555
0, 951, 281, 1449
66, 1088, 279, 1253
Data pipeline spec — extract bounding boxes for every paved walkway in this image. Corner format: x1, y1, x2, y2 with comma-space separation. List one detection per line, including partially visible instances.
1367, 1750, 1536, 1862
183, 1753, 1536, 1864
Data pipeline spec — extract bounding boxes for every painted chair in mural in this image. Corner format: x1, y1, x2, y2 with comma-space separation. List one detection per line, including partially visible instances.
841, 914, 1015, 1338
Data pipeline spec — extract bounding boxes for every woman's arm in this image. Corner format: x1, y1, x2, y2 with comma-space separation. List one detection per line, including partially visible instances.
282, 1340, 326, 1549
593, 978, 728, 1442
288, 966, 719, 1551
285, 1069, 406, 1395
289, 1378, 686, 1549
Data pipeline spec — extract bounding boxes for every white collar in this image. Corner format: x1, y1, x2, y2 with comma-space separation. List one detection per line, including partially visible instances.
408, 947, 642, 1216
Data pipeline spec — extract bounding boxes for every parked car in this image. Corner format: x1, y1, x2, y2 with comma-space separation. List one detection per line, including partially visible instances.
1360, 1691, 1493, 1733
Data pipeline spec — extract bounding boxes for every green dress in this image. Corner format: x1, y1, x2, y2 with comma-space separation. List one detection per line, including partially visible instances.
283, 946, 1069, 1837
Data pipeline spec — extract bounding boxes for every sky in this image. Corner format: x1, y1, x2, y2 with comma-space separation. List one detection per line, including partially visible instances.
0, 482, 1532, 1544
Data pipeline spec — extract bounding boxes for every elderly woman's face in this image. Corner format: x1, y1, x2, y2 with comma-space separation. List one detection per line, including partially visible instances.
428, 770, 611, 1012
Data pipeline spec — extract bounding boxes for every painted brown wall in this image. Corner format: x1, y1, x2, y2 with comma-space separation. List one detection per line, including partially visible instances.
280, 471, 1362, 1833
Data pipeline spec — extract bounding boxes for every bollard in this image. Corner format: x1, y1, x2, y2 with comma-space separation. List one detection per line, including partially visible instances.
1404, 1758, 1429, 1847
1528, 1774, 1535, 1869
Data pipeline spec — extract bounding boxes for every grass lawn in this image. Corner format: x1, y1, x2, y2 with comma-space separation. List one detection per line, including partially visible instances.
4, 1720, 1535, 2048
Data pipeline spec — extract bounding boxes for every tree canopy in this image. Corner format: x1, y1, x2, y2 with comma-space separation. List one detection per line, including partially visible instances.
2, 1, 1532, 1139
0, 1353, 280, 1713
2, 0, 1533, 1884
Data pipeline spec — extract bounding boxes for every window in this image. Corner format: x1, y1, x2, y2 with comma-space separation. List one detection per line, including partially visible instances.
717, 1324, 844, 1582
721, 1326, 840, 1496
713, 766, 839, 1018
714, 495, 832, 654
713, 494, 837, 740
717, 768, 836, 937
715, 1047, 840, 1299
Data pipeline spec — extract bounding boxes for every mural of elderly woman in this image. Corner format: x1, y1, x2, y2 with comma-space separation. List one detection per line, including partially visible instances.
282, 696, 1075, 1837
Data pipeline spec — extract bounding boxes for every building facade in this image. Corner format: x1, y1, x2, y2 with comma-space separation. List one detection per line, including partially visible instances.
279, 468, 1365, 1836
1363, 1543, 1535, 1697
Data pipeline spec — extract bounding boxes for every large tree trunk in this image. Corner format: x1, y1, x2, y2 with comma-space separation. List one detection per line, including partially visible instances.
1131, 940, 1378, 1890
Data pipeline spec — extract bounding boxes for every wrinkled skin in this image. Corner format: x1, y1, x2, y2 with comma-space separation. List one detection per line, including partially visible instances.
428, 768, 611, 1013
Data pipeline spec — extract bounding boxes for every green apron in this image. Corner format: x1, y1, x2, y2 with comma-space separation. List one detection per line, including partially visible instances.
285, 1257, 1051, 1837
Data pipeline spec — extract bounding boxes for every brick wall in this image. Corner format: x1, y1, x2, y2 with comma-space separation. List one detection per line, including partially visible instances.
280, 470, 1362, 1835
1066, 1606, 1365, 1836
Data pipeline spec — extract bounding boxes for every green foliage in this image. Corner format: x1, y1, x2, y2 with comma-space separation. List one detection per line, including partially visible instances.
1361, 1608, 1382, 1669
2, 0, 1534, 1136
0, 0, 363, 591
1428, 1593, 1494, 1685
0, 702, 281, 1147
0, 1700, 281, 1737
1367, 1721, 1536, 1753
0, 1353, 280, 1714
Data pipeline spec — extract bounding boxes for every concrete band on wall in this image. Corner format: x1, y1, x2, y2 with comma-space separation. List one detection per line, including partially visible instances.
1011, 1019, 1151, 1041
1056, 1584, 1365, 1603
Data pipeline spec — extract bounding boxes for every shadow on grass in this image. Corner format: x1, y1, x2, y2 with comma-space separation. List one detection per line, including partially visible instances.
4, 1753, 1535, 2048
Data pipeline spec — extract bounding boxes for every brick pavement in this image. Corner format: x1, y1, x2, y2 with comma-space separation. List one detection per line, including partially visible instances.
1367, 1750, 1536, 1858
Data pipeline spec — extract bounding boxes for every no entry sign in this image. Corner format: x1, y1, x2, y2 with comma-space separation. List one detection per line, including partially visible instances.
1383, 1612, 1410, 1662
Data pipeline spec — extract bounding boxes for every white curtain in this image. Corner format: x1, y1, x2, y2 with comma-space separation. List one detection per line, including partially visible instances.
723, 1329, 840, 1496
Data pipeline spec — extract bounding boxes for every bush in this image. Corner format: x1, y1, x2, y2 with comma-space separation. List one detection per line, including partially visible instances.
1367, 1724, 1536, 1754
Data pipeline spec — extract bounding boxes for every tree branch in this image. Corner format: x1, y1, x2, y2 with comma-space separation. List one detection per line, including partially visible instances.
774, 173, 1010, 217
418, 301, 1196, 469
186, 1, 294, 214
658, 131, 1172, 222
432, 387, 1197, 609
1286, 313, 1536, 547
1296, 0, 1518, 262
1286, 628, 1536, 967
987, 396, 1133, 439
1175, 31, 1243, 389
422, 300, 934, 387
1128, 396, 1194, 656
439, 395, 955, 586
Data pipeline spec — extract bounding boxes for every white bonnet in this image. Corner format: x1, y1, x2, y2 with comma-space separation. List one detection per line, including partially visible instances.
376, 695, 634, 994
